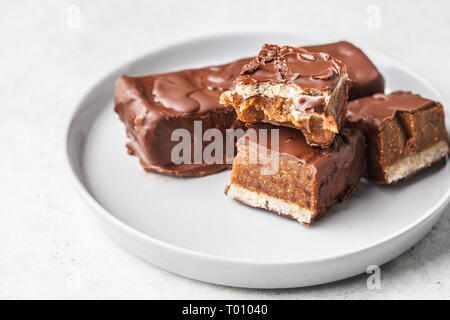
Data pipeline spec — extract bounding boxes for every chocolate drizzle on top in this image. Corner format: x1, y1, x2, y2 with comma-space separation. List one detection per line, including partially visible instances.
237, 44, 344, 90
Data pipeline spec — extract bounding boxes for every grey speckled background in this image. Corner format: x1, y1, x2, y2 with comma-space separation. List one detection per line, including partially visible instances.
1, 0, 449, 299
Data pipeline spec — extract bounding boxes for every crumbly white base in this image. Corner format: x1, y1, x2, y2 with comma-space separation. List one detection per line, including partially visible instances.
385, 140, 449, 183
227, 184, 315, 225
232, 82, 330, 101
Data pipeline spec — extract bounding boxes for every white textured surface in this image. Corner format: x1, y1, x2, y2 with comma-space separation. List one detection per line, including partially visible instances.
1, 0, 450, 299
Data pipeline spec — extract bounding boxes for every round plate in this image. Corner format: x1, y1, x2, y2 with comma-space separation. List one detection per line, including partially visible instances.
66, 33, 450, 288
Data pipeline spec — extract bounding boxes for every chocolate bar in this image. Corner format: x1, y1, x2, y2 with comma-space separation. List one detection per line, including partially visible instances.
347, 91, 450, 183
225, 124, 365, 225
114, 58, 250, 177
304, 41, 385, 100
220, 44, 350, 148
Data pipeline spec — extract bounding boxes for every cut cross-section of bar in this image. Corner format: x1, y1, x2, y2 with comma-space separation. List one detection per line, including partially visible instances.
220, 44, 350, 148
225, 124, 365, 225
347, 91, 450, 184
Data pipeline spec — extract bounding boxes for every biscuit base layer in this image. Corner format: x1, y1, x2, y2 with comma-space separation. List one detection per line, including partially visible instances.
384, 140, 449, 183
226, 184, 315, 225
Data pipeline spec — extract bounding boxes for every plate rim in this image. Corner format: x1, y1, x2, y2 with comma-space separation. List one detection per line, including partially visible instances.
65, 32, 450, 267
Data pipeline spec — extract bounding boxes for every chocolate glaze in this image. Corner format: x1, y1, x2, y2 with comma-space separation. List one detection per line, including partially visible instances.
304, 41, 385, 100
238, 123, 365, 216
237, 44, 345, 91
138, 57, 251, 114
347, 91, 435, 131
294, 95, 326, 113
114, 58, 250, 177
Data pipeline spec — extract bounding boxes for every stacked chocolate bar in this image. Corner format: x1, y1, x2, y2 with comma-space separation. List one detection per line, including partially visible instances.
220, 44, 367, 224
115, 41, 449, 225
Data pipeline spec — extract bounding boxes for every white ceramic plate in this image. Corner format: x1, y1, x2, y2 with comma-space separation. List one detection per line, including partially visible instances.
66, 33, 450, 288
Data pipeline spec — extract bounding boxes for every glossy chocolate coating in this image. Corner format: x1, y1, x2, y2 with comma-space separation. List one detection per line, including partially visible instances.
346, 91, 434, 131
241, 124, 362, 166
237, 44, 345, 91
137, 57, 250, 114
114, 58, 250, 177
304, 41, 385, 100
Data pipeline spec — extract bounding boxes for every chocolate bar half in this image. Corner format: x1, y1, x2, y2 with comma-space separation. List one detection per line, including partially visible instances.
114, 58, 250, 177
225, 124, 365, 225
304, 41, 385, 100
347, 91, 450, 184
220, 44, 350, 148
